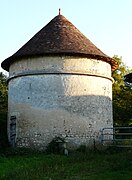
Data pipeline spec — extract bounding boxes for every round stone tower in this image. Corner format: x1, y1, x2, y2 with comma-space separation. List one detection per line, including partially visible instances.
1, 14, 117, 149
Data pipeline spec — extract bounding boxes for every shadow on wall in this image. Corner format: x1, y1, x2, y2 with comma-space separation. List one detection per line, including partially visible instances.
8, 74, 113, 149
7, 95, 113, 149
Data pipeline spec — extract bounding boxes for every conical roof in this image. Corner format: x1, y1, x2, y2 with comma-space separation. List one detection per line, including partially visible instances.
1, 14, 118, 71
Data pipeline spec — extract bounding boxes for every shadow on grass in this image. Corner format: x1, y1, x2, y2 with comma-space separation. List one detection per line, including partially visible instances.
0, 147, 131, 180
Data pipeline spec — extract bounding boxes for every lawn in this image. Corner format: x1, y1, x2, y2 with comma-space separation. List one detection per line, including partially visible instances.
0, 112, 132, 179
0, 149, 132, 180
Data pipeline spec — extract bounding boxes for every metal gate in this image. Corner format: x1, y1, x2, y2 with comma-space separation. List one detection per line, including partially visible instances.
101, 127, 132, 147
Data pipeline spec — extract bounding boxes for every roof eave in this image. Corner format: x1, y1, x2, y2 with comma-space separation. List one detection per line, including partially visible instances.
1, 52, 118, 72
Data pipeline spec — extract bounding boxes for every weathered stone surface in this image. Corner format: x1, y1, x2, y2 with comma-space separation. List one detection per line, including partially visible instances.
9, 56, 112, 79
8, 56, 113, 149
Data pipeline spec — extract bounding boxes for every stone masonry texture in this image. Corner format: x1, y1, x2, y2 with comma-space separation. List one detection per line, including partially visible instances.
8, 56, 113, 149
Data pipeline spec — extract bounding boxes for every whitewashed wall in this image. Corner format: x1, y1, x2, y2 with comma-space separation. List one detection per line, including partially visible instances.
8, 56, 113, 149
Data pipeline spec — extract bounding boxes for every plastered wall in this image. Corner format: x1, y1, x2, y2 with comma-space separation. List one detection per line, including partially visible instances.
8, 56, 113, 149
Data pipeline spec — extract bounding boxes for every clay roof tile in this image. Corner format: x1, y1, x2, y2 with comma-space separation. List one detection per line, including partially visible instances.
1, 14, 118, 71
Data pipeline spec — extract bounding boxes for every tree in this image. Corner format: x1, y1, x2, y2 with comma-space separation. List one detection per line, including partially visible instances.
0, 72, 8, 112
112, 55, 132, 126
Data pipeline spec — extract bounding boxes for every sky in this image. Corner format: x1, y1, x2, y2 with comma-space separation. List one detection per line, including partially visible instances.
0, 0, 132, 74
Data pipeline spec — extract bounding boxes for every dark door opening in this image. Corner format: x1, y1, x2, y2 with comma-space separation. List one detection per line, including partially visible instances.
10, 116, 16, 147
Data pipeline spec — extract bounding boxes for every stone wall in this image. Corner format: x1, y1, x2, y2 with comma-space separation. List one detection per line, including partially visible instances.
8, 56, 113, 149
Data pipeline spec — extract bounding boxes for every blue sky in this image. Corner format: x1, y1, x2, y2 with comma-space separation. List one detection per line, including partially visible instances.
0, 0, 132, 73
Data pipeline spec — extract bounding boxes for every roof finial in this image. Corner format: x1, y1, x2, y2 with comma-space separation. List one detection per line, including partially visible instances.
59, 8, 61, 15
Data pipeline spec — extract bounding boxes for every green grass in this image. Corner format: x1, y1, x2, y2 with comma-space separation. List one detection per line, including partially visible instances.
0, 150, 132, 180
0, 113, 132, 179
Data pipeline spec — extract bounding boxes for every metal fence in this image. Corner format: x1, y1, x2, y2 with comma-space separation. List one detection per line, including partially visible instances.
101, 127, 132, 148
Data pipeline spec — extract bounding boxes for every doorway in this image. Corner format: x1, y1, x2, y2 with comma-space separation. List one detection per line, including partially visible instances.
10, 115, 16, 147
